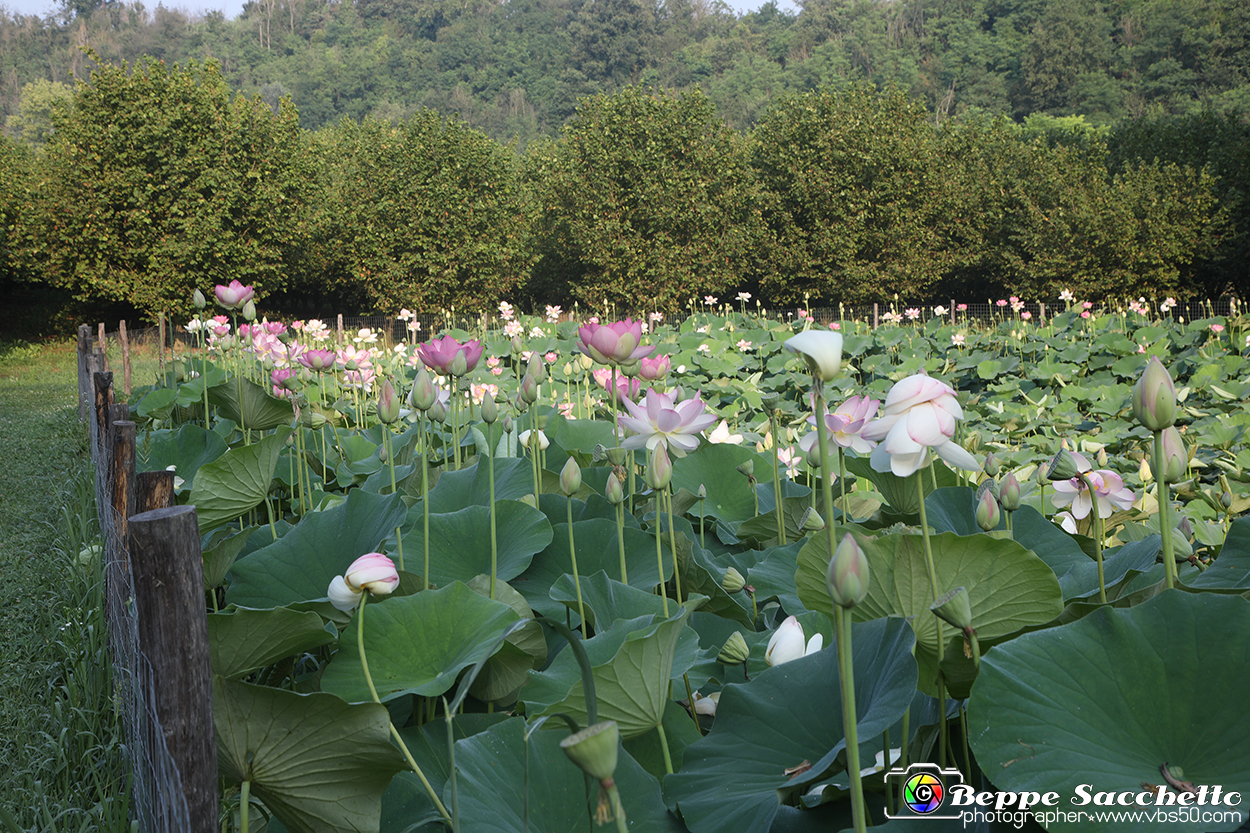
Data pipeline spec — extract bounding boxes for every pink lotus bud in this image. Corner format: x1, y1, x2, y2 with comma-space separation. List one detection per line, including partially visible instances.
1132, 356, 1176, 431
377, 379, 400, 424
826, 533, 869, 609
560, 457, 582, 496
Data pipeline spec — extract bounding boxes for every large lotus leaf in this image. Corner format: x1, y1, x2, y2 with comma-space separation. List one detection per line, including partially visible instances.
190, 429, 289, 531
465, 576, 548, 704
137, 424, 227, 491
208, 605, 336, 678
1058, 536, 1162, 600
209, 376, 296, 431
512, 519, 668, 620
320, 582, 521, 703
924, 487, 1091, 586
797, 531, 1063, 663
386, 500, 552, 588
227, 490, 409, 608
968, 592, 1250, 833
623, 698, 705, 782
426, 456, 534, 510
664, 617, 917, 833
744, 540, 807, 613
453, 715, 685, 832
521, 607, 695, 740
670, 443, 781, 523
214, 676, 405, 833
549, 570, 683, 630
1186, 515, 1250, 589
672, 527, 756, 626
202, 524, 258, 589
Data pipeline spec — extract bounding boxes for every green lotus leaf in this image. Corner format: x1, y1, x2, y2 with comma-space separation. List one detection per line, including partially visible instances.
1186, 515, 1250, 589
968, 592, 1250, 833
208, 605, 336, 679
190, 429, 289, 531
137, 423, 227, 492
208, 375, 296, 431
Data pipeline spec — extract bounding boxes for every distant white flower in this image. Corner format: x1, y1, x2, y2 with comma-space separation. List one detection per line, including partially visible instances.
706, 420, 744, 445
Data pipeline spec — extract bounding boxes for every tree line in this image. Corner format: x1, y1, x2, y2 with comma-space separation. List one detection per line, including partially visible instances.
0, 58, 1245, 332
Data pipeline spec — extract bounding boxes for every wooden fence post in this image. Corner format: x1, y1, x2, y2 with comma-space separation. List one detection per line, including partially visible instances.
109, 419, 136, 550
337, 313, 344, 344
120, 320, 132, 396
159, 312, 167, 380
136, 470, 176, 514
98, 323, 109, 371
128, 506, 218, 833
873, 303, 879, 329
78, 325, 93, 423
94, 371, 115, 452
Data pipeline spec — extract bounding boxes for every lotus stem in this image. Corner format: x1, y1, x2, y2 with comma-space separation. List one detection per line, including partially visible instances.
568, 495, 587, 638
882, 730, 894, 816
654, 497, 670, 617
605, 781, 629, 833
1078, 472, 1107, 603
915, 472, 949, 771
1153, 431, 1177, 589
665, 487, 683, 605
356, 595, 451, 823
616, 500, 628, 584
838, 447, 847, 534
489, 438, 498, 600
421, 420, 431, 591
835, 606, 867, 833
770, 408, 786, 545
655, 721, 674, 775
812, 376, 838, 601
445, 697, 460, 833
240, 779, 250, 833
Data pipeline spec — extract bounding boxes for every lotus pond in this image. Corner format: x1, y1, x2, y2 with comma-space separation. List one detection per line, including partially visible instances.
132, 296, 1250, 833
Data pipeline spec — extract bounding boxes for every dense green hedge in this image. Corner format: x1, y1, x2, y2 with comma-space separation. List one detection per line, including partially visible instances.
0, 61, 1241, 324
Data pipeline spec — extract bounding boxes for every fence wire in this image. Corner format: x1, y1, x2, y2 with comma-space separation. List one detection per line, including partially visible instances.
88, 385, 192, 833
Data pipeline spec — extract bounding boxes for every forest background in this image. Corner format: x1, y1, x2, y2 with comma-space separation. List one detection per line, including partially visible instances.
1, 0, 1248, 335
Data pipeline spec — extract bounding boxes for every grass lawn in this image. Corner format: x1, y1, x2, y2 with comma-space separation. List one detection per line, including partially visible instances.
0, 339, 137, 832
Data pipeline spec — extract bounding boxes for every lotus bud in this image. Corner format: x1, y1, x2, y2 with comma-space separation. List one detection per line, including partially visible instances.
736, 460, 755, 479
502, 415, 514, 434
1177, 514, 1194, 540
783, 331, 843, 382
799, 507, 825, 532
448, 350, 468, 377
377, 379, 400, 424
697, 484, 706, 499
1132, 356, 1177, 431
765, 615, 807, 666
578, 354, 594, 371
1000, 472, 1022, 511
510, 335, 524, 355
983, 452, 1000, 478
619, 360, 640, 378
1140, 457, 1152, 482
519, 429, 549, 451
1046, 448, 1081, 481
560, 457, 582, 496
481, 394, 498, 425
427, 398, 446, 424
647, 444, 673, 490
717, 631, 750, 665
826, 533, 869, 609
975, 487, 1001, 532
605, 447, 627, 466
1223, 491, 1234, 509
409, 368, 437, 411
513, 391, 529, 414
605, 473, 625, 505
527, 352, 547, 385
721, 567, 745, 594
560, 721, 620, 782
535, 414, 549, 430
1159, 426, 1186, 483
519, 373, 539, 404
242, 299, 257, 322
930, 586, 973, 631
378, 444, 388, 463
192, 288, 206, 309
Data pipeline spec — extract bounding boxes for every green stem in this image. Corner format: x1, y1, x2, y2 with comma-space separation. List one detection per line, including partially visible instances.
421, 420, 431, 591
915, 470, 949, 770
568, 496, 587, 638
1154, 431, 1177, 590
813, 377, 838, 604
883, 729, 895, 817
1079, 472, 1107, 603
654, 479, 670, 617
770, 409, 786, 545
682, 673, 703, 736
655, 721, 674, 775
838, 447, 847, 535
241, 779, 250, 833
665, 487, 683, 605
489, 443, 498, 600
357, 595, 451, 823
616, 501, 628, 584
606, 782, 629, 833
836, 607, 867, 833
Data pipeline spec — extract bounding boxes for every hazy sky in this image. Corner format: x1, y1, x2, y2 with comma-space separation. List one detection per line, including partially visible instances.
2, 0, 798, 22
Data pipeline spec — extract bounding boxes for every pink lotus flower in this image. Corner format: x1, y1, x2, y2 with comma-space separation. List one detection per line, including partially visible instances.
800, 395, 879, 459
618, 388, 718, 457
956, 303, 968, 311
297, 348, 337, 372
1051, 470, 1136, 520
638, 354, 670, 382
1211, 324, 1225, 334
271, 367, 298, 397
593, 367, 641, 404
577, 319, 654, 366
419, 335, 484, 375
214, 280, 255, 310
861, 374, 980, 477
328, 553, 400, 612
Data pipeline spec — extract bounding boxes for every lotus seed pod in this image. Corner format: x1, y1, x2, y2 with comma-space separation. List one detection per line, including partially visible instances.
930, 586, 973, 631
559, 457, 582, 497
1132, 356, 1177, 431
717, 631, 750, 665
799, 507, 825, 532
760, 391, 780, 411
605, 447, 627, 466
535, 414, 549, 430
721, 567, 745, 594
619, 360, 641, 378
560, 721, 620, 782
1045, 448, 1081, 481
736, 460, 755, 479
826, 533, 869, 609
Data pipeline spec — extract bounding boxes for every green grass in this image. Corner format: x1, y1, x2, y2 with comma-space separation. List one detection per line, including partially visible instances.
0, 340, 133, 833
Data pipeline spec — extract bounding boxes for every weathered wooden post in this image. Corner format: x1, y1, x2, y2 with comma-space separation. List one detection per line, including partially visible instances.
136, 470, 176, 514
120, 320, 132, 396
98, 323, 109, 371
93, 371, 115, 454
78, 324, 93, 423
159, 312, 167, 380
128, 506, 218, 833
337, 313, 344, 344
109, 418, 136, 557
873, 303, 879, 329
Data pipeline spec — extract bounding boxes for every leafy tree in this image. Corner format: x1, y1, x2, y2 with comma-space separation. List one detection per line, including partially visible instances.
4, 79, 74, 145
303, 112, 536, 314
527, 85, 770, 310
14, 56, 310, 320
